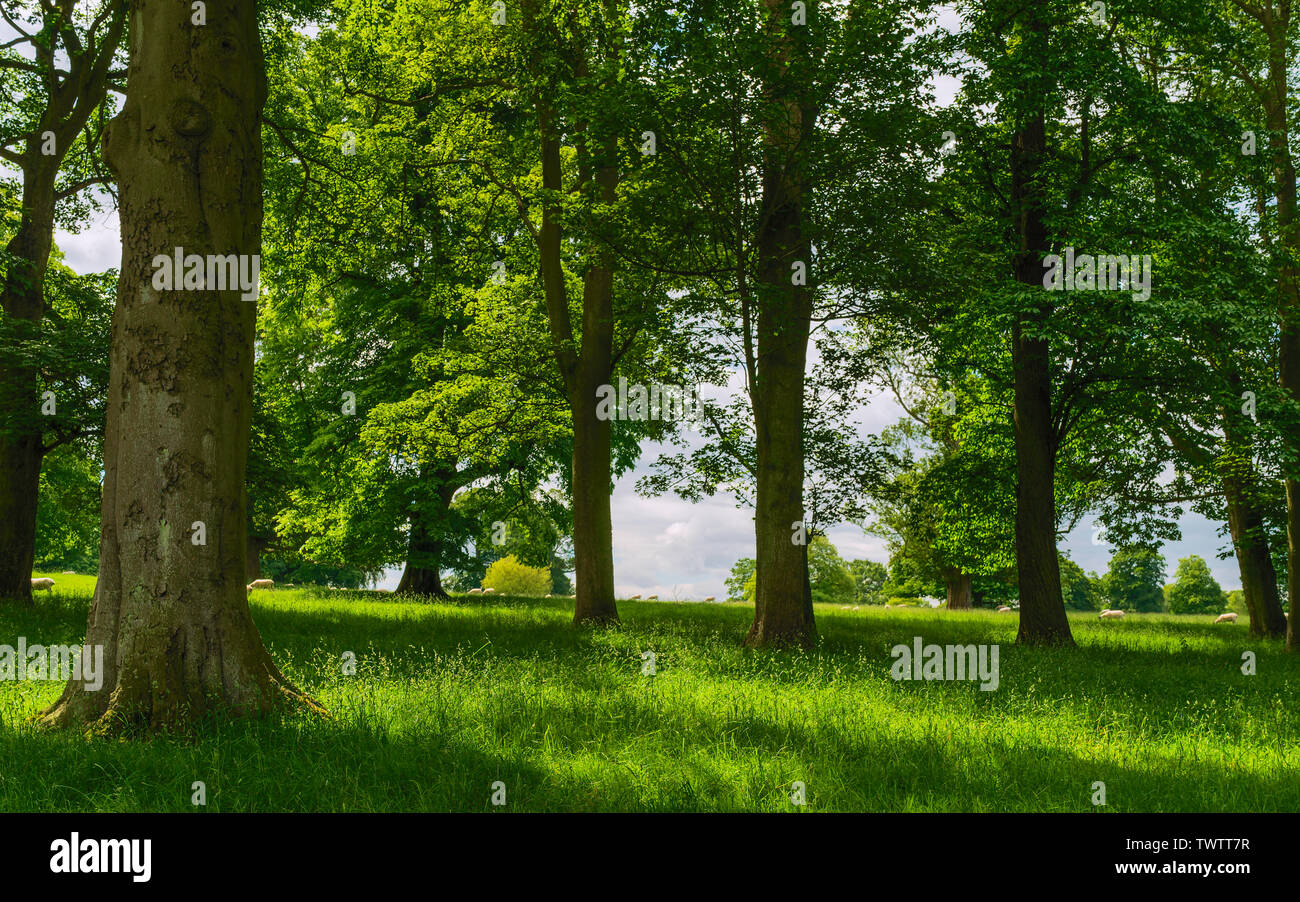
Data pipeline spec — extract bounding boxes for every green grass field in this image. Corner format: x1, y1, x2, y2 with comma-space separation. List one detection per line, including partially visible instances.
1, 572, 1296, 812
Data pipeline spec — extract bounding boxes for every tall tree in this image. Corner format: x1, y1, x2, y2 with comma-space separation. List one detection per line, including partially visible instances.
0, 0, 125, 602
40, 0, 319, 732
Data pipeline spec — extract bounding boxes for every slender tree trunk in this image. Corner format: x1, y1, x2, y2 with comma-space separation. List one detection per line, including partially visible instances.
0, 5, 126, 605
745, 0, 815, 649
943, 566, 973, 610
40, 0, 320, 733
0, 154, 59, 605
523, 5, 620, 626
1262, 32, 1300, 652
1008, 15, 1072, 646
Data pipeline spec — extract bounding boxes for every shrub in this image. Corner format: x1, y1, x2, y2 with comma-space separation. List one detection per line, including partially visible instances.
482, 555, 551, 596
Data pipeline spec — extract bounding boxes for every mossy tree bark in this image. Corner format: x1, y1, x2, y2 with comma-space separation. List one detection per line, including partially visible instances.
40, 0, 321, 733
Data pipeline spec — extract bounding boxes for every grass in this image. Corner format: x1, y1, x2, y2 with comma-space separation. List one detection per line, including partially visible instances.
0, 571, 1296, 812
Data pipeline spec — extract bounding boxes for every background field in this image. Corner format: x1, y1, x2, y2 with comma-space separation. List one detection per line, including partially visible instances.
1, 574, 1296, 812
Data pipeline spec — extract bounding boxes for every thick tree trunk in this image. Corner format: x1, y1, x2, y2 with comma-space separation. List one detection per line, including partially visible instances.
1224, 479, 1286, 637
395, 560, 445, 596
40, 0, 320, 733
745, 0, 815, 649
524, 13, 620, 626
943, 566, 973, 610
0, 153, 59, 605
1218, 390, 1287, 638
570, 361, 618, 624
395, 511, 449, 598
1008, 24, 1072, 645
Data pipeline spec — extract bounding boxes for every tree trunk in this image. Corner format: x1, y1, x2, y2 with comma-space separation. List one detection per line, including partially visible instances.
1262, 33, 1300, 652
395, 560, 445, 596
1224, 479, 1286, 637
0, 5, 126, 605
1217, 386, 1287, 638
522, 5, 620, 627
40, 0, 321, 734
244, 533, 266, 582
745, 0, 816, 649
1008, 17, 1073, 646
0, 152, 59, 605
395, 512, 449, 598
569, 360, 618, 624
943, 566, 973, 610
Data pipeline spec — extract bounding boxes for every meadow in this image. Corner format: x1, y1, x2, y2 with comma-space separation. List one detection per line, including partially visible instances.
0, 573, 1296, 813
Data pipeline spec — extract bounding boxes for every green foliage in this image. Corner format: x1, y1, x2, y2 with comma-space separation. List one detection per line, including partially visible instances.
1226, 590, 1249, 617
1058, 554, 1100, 612
1104, 547, 1168, 613
808, 536, 855, 606
725, 558, 755, 603
482, 555, 551, 597
260, 559, 370, 590
882, 554, 941, 600
1167, 556, 1227, 615
848, 559, 888, 605
33, 444, 100, 572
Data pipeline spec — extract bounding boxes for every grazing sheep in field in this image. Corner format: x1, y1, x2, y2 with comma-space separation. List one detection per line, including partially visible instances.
704, 596, 716, 602
996, 605, 1011, 612
61, 570, 75, 574
30, 577, 55, 591
247, 579, 274, 590
628, 594, 642, 600
467, 588, 483, 594
647, 594, 658, 600
852, 605, 860, 611
1099, 609, 1125, 620
484, 587, 496, 594
1214, 612, 1238, 624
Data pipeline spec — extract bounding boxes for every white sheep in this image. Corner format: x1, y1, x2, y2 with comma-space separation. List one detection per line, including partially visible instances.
704, 596, 716, 602
647, 594, 658, 600
247, 579, 274, 591
996, 605, 1012, 612
30, 577, 55, 591
628, 594, 642, 600
484, 587, 496, 594
467, 588, 483, 595
1214, 612, 1238, 624
1099, 609, 1125, 620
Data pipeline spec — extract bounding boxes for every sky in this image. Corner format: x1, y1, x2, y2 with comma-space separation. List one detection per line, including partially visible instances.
18, 4, 1245, 599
